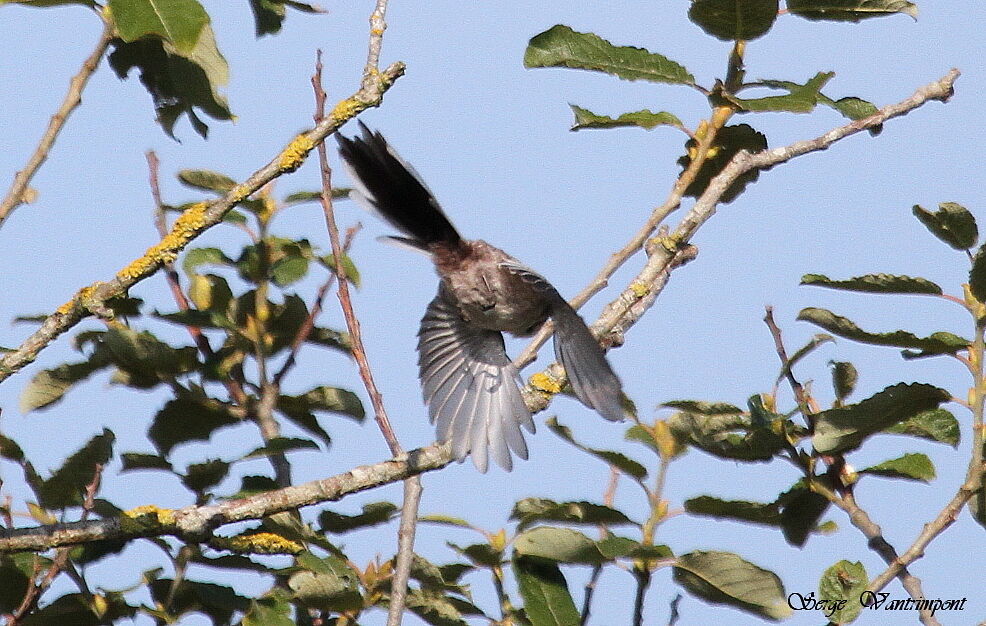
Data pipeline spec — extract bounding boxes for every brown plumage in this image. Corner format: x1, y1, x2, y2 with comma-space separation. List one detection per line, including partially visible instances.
336, 123, 624, 472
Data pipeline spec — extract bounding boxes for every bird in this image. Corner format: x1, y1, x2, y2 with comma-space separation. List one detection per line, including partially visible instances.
336, 123, 624, 472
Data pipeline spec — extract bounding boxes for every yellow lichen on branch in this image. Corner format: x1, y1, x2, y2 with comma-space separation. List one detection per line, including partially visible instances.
279, 134, 315, 172
529, 372, 562, 395
116, 202, 209, 281
212, 532, 304, 555
120, 505, 176, 533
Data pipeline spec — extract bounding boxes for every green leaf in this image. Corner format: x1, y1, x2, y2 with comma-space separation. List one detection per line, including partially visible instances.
885, 408, 959, 447
447, 542, 503, 569
230, 475, 279, 498
0, 555, 33, 613
248, 0, 286, 36
678, 123, 767, 203
510, 498, 636, 531
971, 242, 986, 304
150, 395, 239, 455
182, 459, 231, 493
801, 273, 942, 295
271, 255, 310, 287
820, 94, 882, 134
103, 327, 199, 388
689, 0, 779, 41
667, 410, 786, 461
568, 105, 682, 131
283, 386, 365, 421
812, 383, 951, 454
818, 560, 868, 624
524, 24, 694, 85
288, 554, 361, 612
776, 482, 831, 547
108, 24, 231, 139
861, 453, 935, 482
685, 496, 781, 526
797, 307, 969, 357
177, 169, 237, 193
546, 417, 647, 479
405, 588, 471, 626
19, 359, 107, 412
284, 189, 350, 205
188, 274, 233, 315
830, 360, 858, 402
912, 202, 977, 250
39, 429, 114, 509
515, 527, 615, 565
731, 72, 832, 113
120, 453, 174, 472
107, 0, 209, 54
0, 433, 25, 463
513, 557, 580, 626
419, 514, 476, 529
788, 0, 917, 22
183, 247, 233, 275
242, 437, 320, 460
318, 501, 398, 533
674, 551, 790, 620
148, 579, 249, 623
242, 594, 294, 626
318, 253, 361, 288
661, 400, 743, 415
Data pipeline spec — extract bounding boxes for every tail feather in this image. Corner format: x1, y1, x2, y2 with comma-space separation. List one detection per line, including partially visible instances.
336, 123, 461, 248
551, 302, 625, 422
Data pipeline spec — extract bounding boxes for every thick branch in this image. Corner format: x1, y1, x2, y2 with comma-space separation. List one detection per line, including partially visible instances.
0, 18, 114, 229
0, 62, 405, 384
0, 443, 451, 554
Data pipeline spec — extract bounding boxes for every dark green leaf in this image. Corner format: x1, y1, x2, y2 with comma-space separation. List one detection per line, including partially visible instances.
188, 274, 233, 315
230, 475, 279, 498
514, 527, 611, 565
71, 538, 128, 565
776, 482, 830, 547
797, 307, 969, 356
447, 542, 503, 569
150, 395, 239, 455
788, 0, 917, 22
182, 459, 231, 493
730, 72, 832, 112
546, 417, 647, 479
271, 255, 310, 286
801, 273, 942, 295
0, 433, 25, 462
885, 408, 959, 447
812, 383, 951, 454
0, 555, 33, 613
667, 410, 786, 461
685, 496, 781, 526
524, 24, 694, 85
689, 0, 779, 41
912, 202, 977, 250
777, 334, 834, 384
510, 498, 636, 531
318, 501, 398, 533
568, 105, 682, 131
120, 453, 174, 472
283, 189, 350, 205
107, 0, 208, 54
513, 556, 580, 626
148, 579, 249, 623
661, 400, 743, 415
242, 437, 320, 459
102, 327, 199, 388
818, 560, 868, 624
306, 326, 352, 353
971, 242, 986, 304
861, 453, 935, 482
282, 386, 365, 421
820, 94, 881, 134
831, 360, 858, 402
248, 0, 285, 36
177, 169, 237, 193
108, 26, 231, 139
673, 551, 791, 620
678, 123, 767, 203
39, 429, 114, 509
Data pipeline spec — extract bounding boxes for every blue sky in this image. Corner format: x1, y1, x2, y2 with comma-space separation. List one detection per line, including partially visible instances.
1, 1, 984, 624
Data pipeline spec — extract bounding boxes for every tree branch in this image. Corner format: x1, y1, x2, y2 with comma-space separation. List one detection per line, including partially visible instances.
0, 62, 405, 384
0, 443, 451, 554
0, 16, 114, 229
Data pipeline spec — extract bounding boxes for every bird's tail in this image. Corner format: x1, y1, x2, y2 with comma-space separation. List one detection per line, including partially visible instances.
551, 302, 625, 423
336, 122, 462, 250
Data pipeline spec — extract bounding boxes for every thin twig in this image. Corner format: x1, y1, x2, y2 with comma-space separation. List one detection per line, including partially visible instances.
312, 48, 417, 626
0, 17, 114, 228
763, 306, 815, 426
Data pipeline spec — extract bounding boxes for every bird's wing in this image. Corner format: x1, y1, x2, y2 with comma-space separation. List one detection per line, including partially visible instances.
418, 285, 535, 472
500, 261, 625, 423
